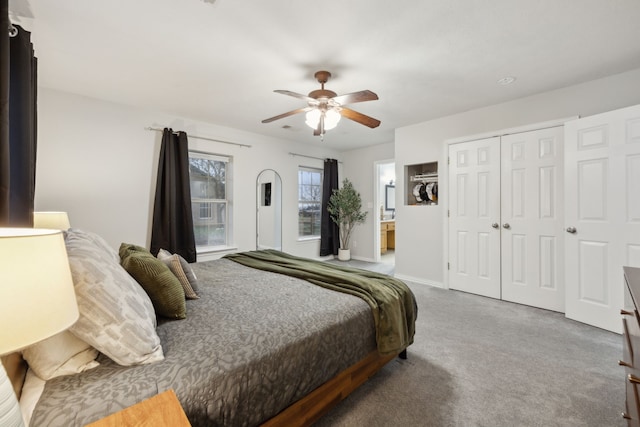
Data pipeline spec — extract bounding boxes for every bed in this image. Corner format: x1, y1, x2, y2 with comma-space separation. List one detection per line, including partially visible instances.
7, 229, 417, 427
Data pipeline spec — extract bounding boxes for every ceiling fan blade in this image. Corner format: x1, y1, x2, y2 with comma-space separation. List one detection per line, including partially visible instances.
274, 90, 316, 102
262, 106, 313, 124
332, 90, 378, 105
340, 107, 381, 128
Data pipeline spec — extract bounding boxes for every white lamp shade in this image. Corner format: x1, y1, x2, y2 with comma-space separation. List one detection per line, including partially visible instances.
324, 109, 341, 130
33, 212, 70, 230
0, 228, 78, 355
305, 109, 321, 129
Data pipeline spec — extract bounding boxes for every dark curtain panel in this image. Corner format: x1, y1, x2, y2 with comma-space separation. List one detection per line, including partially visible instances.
8, 25, 37, 226
0, 17, 38, 226
0, 0, 9, 222
150, 128, 197, 262
320, 158, 339, 256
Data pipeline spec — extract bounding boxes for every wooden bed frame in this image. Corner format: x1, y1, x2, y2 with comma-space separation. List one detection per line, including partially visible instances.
4, 349, 403, 427
262, 349, 405, 427
3, 345, 405, 427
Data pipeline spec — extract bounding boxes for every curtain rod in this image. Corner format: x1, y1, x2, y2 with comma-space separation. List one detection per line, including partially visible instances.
288, 152, 342, 163
145, 127, 252, 148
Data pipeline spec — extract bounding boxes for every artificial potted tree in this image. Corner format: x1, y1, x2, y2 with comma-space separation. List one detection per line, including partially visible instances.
327, 178, 368, 261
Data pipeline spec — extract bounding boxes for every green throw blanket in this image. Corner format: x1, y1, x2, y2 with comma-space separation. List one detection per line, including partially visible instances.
224, 250, 417, 355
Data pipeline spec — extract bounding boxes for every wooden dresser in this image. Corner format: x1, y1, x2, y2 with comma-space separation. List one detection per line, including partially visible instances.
622, 266, 640, 426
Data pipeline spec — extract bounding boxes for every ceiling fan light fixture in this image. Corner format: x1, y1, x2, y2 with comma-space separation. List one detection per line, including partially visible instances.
324, 108, 341, 130
305, 109, 321, 129
305, 108, 341, 131
262, 70, 380, 137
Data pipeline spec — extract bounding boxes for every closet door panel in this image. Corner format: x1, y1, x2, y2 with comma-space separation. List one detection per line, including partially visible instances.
477, 232, 491, 278
448, 137, 501, 299
565, 104, 640, 333
578, 159, 608, 221
501, 126, 565, 312
578, 240, 609, 304
511, 233, 527, 284
540, 236, 557, 289
627, 154, 640, 229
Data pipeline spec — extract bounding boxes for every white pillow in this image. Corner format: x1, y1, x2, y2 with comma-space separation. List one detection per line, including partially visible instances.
21, 331, 99, 380
64, 229, 164, 366
19, 369, 45, 427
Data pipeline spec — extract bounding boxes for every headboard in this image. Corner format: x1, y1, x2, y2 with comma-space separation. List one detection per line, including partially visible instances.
1, 353, 27, 399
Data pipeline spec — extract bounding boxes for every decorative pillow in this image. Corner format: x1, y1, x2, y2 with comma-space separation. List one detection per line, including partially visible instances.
120, 244, 186, 319
19, 368, 46, 427
158, 254, 199, 299
21, 331, 99, 380
158, 248, 200, 293
64, 231, 164, 366
64, 228, 120, 265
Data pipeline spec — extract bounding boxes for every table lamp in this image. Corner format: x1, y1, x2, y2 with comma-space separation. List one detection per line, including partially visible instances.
0, 228, 78, 427
33, 211, 71, 230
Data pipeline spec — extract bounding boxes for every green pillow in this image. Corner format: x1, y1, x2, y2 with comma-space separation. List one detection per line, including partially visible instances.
119, 243, 186, 319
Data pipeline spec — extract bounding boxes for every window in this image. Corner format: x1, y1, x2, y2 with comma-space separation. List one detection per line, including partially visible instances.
189, 152, 231, 250
298, 167, 323, 238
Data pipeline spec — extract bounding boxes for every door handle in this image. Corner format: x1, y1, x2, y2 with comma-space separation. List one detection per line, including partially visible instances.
566, 227, 577, 234
492, 223, 499, 229
503, 223, 510, 229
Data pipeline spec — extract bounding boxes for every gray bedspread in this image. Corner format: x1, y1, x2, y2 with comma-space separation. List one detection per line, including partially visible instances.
29, 259, 377, 427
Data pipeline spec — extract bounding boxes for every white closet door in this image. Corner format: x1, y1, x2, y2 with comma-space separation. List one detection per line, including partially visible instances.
501, 127, 565, 312
565, 104, 640, 333
448, 137, 501, 299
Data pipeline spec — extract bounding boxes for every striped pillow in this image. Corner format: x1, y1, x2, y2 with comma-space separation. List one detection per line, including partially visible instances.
159, 254, 200, 299
157, 249, 200, 293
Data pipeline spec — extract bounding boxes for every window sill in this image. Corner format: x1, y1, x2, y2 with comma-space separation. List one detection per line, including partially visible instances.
196, 246, 238, 262
196, 245, 238, 255
297, 236, 320, 243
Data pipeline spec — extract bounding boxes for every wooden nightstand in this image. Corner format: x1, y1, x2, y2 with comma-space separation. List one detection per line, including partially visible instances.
85, 389, 191, 427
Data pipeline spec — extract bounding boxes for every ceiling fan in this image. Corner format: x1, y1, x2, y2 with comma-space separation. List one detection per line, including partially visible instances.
261, 70, 381, 138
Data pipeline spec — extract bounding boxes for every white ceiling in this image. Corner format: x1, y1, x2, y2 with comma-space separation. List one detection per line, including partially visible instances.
8, 0, 640, 150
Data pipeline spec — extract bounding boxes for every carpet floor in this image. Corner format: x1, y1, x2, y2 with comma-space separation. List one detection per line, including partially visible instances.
315, 262, 624, 427
325, 258, 395, 276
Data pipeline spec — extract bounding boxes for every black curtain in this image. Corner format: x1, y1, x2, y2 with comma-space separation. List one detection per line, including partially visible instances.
0, 0, 9, 221
150, 128, 196, 262
0, 11, 38, 226
319, 158, 339, 256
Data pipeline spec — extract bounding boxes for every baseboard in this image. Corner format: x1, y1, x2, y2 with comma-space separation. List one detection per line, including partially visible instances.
351, 255, 377, 263
394, 274, 444, 289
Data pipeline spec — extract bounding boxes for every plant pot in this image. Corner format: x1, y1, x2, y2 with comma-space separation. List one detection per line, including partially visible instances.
338, 248, 351, 261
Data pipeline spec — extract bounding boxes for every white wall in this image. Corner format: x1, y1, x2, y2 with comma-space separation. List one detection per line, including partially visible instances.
35, 88, 342, 260
36, 67, 640, 271
342, 142, 394, 261
394, 67, 640, 287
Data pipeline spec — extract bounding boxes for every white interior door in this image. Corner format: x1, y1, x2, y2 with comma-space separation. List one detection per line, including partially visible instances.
448, 137, 501, 299
565, 104, 640, 333
501, 127, 565, 312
